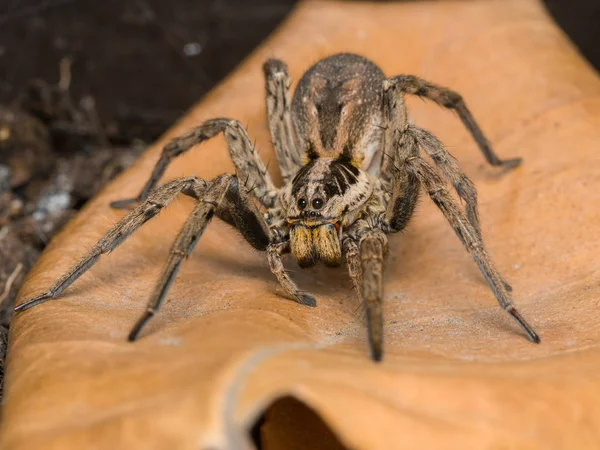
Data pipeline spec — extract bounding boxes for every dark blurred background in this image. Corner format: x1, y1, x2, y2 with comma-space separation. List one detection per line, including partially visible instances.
0, 0, 598, 124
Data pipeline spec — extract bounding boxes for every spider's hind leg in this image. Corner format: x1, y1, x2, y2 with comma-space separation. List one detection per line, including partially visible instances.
385, 75, 521, 169
111, 118, 279, 210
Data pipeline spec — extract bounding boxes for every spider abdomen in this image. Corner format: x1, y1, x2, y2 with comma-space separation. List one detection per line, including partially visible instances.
291, 53, 384, 167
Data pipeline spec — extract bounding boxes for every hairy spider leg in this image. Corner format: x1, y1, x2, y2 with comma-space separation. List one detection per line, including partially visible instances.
110, 118, 279, 210
382, 82, 512, 291
267, 241, 317, 307
16, 173, 278, 339
342, 237, 361, 294
15, 176, 208, 312
128, 174, 273, 340
263, 59, 304, 184
358, 229, 387, 361
384, 75, 521, 169
380, 98, 421, 233
406, 156, 539, 343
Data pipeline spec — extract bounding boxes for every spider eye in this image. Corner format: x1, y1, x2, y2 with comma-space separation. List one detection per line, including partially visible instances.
297, 198, 307, 210
312, 198, 324, 210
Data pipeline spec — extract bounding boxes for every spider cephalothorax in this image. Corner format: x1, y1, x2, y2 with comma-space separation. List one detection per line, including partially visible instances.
284, 156, 372, 268
15, 53, 540, 361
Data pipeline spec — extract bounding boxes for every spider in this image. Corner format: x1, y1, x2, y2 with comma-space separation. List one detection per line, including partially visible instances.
15, 53, 540, 361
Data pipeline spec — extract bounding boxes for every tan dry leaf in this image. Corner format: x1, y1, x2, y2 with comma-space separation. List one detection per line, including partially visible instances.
3, 0, 600, 449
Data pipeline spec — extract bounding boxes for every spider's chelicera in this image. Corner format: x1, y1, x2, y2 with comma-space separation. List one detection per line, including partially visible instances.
15, 53, 540, 361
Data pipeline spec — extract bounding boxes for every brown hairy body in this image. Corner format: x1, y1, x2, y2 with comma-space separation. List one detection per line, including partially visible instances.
14, 54, 539, 361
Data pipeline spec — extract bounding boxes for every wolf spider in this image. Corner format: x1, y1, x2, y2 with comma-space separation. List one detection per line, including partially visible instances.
15, 53, 539, 361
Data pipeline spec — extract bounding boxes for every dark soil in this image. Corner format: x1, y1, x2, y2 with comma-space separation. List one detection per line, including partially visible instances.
0, 0, 598, 404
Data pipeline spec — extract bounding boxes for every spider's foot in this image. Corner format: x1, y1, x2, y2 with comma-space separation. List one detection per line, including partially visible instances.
370, 345, 383, 363
494, 157, 522, 170
14, 292, 53, 312
366, 303, 383, 363
110, 197, 139, 209
128, 310, 154, 341
507, 306, 540, 344
295, 293, 317, 307
127, 332, 139, 342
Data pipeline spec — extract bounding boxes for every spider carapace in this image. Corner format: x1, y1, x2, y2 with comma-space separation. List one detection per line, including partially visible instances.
15, 53, 540, 361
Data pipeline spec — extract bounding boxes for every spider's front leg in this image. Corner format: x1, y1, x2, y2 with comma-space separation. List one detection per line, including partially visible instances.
267, 241, 317, 307
343, 223, 388, 362
111, 118, 279, 209
128, 173, 274, 340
